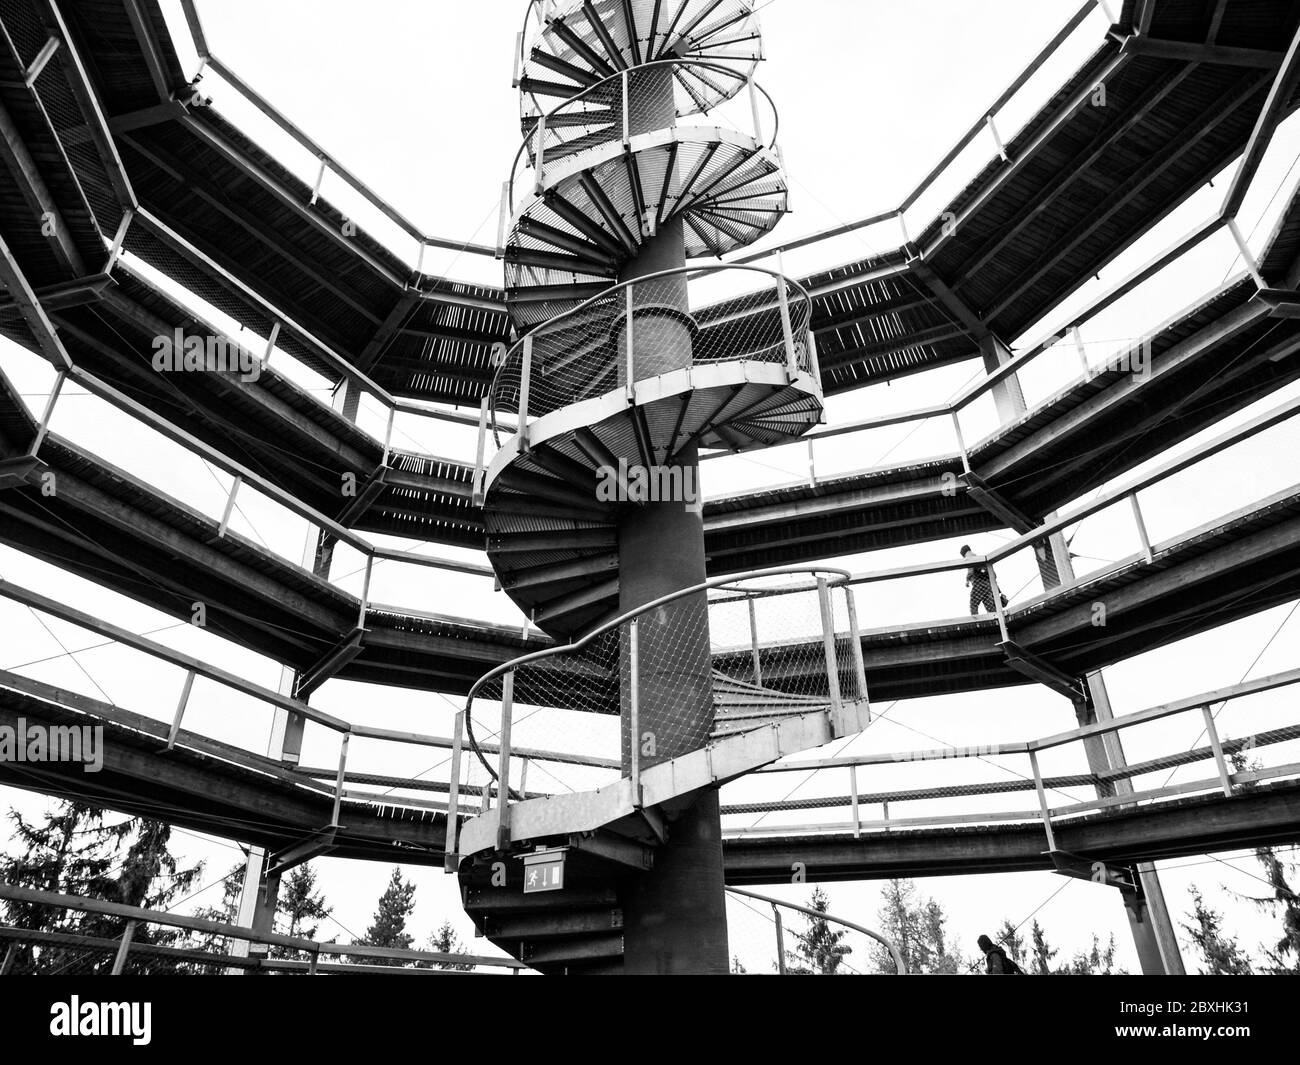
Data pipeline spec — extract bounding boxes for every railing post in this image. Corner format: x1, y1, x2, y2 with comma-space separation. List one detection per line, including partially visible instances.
497, 179, 511, 258
749, 75, 763, 144
844, 586, 871, 718
986, 113, 1009, 162
806, 439, 817, 488
473, 396, 490, 506
310, 157, 326, 205
882, 799, 890, 832
1201, 705, 1235, 798
622, 69, 630, 148
1028, 748, 1056, 851
629, 619, 641, 806
356, 555, 374, 630
518, 334, 532, 453
985, 559, 1010, 644
773, 905, 787, 974
950, 410, 971, 473
27, 371, 65, 459
444, 711, 465, 872
166, 670, 196, 750
747, 598, 763, 686
519, 757, 530, 798
497, 671, 515, 849
816, 577, 844, 726
1, 942, 16, 975
110, 920, 137, 975
776, 272, 798, 378
218, 475, 242, 538
534, 112, 547, 195
625, 285, 636, 402
261, 320, 280, 373
330, 731, 350, 828
1071, 325, 1089, 375
850, 765, 861, 839
381, 405, 395, 467
1130, 493, 1154, 564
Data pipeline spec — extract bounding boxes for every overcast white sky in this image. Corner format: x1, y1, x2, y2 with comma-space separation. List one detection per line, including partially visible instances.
2, 0, 1299, 972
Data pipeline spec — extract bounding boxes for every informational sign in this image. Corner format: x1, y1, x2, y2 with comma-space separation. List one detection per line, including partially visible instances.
522, 850, 565, 893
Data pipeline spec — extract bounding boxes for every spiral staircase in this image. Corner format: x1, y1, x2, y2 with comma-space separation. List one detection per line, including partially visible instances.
451, 0, 868, 974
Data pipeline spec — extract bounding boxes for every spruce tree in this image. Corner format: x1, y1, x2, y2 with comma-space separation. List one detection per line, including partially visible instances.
355, 867, 417, 965
1029, 919, 1057, 975
995, 918, 1026, 965
1, 802, 125, 973
1241, 847, 1300, 974
426, 920, 475, 970
78, 818, 204, 974
278, 864, 332, 942
1182, 887, 1252, 974
786, 886, 851, 974
870, 878, 960, 973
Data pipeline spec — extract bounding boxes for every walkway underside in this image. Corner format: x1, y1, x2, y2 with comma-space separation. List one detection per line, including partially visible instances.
3, 404, 1296, 702
722, 782, 1300, 883
15, 0, 1295, 401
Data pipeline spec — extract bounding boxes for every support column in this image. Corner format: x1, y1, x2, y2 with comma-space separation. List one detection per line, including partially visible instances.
614, 63, 727, 975
1085, 671, 1186, 975
984, 340, 1182, 974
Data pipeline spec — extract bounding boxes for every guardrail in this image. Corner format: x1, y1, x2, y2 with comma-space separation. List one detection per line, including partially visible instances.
730, 0, 1116, 266
447, 565, 867, 862
478, 263, 815, 490
0, 882, 524, 974
729, 666, 1300, 841
727, 886, 907, 975
175, 0, 497, 269
504, 58, 779, 219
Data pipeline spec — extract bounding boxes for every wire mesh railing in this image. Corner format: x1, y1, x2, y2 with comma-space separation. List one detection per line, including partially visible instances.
450, 565, 871, 858
484, 264, 814, 452
507, 59, 778, 215
724, 666, 1300, 842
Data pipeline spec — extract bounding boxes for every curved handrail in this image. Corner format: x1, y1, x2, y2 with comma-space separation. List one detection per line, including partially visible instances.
462, 564, 851, 785
487, 262, 815, 444
727, 886, 908, 975
508, 58, 780, 214
516, 1, 763, 117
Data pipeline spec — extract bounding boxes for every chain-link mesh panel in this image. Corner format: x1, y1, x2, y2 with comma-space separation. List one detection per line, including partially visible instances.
493, 267, 812, 442
465, 569, 851, 792
32, 55, 124, 240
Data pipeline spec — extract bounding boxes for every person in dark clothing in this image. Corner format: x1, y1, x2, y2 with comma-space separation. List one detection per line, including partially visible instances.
977, 934, 1024, 974
961, 545, 1007, 615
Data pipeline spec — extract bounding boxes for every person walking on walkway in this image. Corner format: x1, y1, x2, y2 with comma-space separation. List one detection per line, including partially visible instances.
977, 933, 1024, 974
961, 545, 1007, 616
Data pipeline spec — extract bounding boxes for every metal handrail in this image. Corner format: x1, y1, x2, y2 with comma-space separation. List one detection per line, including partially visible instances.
483, 262, 814, 451
176, 0, 495, 263
460, 564, 851, 788
727, 886, 908, 975
506, 58, 780, 214
730, 0, 1108, 265
726, 665, 1300, 842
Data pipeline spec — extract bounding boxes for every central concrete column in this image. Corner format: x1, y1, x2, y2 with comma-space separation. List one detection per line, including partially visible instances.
614, 65, 728, 974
